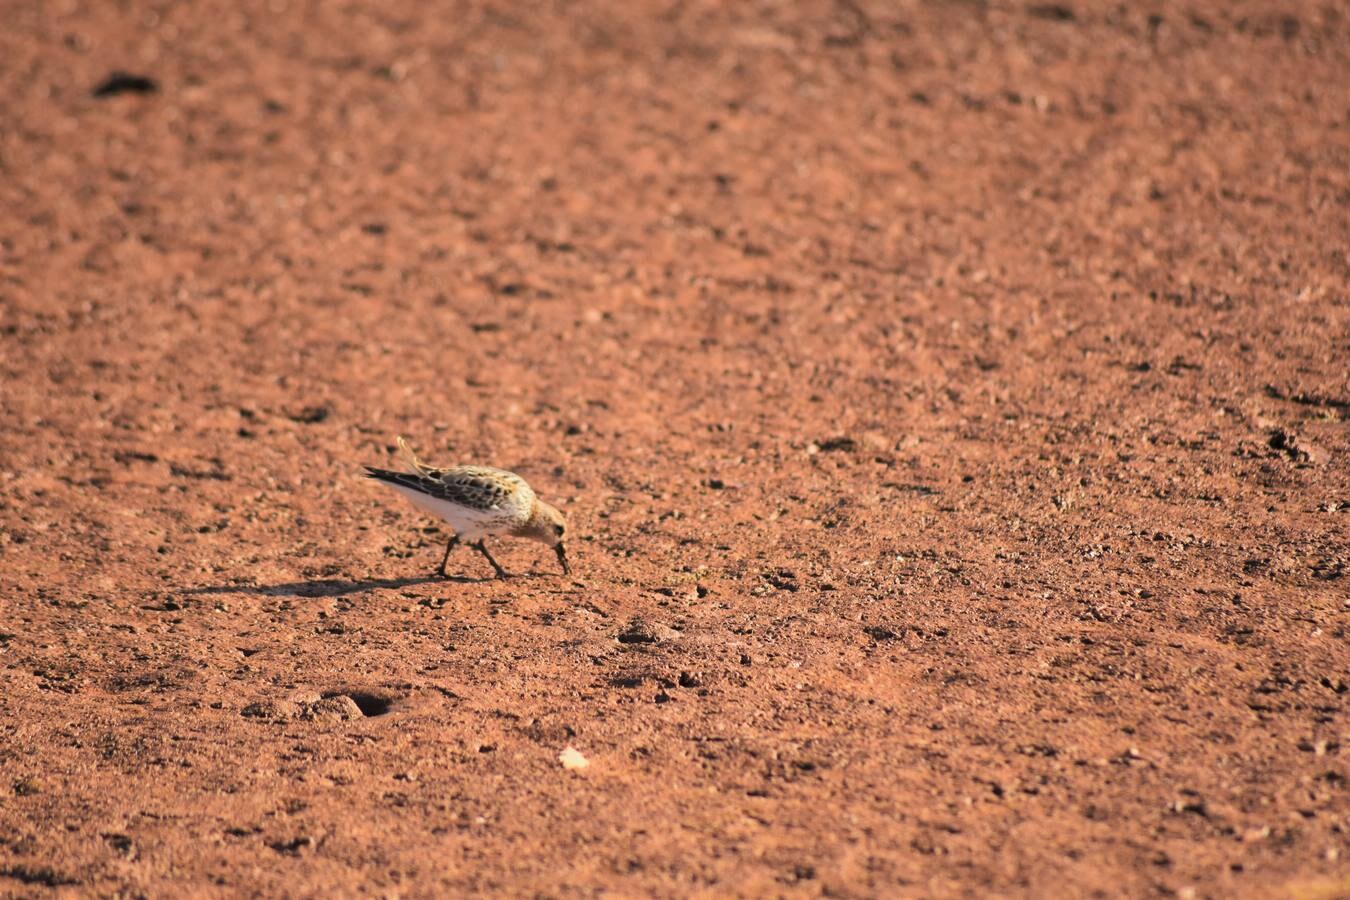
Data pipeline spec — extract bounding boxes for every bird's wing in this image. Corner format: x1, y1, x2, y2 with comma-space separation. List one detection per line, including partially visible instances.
365, 465, 531, 512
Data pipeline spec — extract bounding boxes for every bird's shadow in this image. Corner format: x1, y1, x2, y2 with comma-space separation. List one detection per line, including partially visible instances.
182, 574, 483, 598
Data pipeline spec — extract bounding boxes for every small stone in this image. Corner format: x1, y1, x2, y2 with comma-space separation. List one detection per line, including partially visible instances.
240, 700, 297, 721
617, 620, 657, 644
304, 696, 363, 722
559, 746, 590, 771
12, 778, 41, 796
269, 835, 314, 855
617, 617, 679, 644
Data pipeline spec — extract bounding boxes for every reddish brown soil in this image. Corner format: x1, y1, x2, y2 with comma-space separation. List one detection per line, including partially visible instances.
1, 1, 1347, 896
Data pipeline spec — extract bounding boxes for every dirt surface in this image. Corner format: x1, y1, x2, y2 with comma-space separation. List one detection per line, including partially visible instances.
1, 0, 1347, 896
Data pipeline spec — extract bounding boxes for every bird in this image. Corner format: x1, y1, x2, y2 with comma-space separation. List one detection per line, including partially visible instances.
364, 436, 570, 579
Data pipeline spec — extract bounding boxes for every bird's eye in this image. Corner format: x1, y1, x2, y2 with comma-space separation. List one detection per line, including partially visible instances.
555, 524, 565, 535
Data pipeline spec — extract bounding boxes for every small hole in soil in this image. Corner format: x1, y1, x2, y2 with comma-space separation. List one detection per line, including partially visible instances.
323, 691, 392, 717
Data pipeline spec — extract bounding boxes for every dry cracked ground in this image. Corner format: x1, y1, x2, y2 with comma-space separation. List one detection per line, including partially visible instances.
1, 1, 1347, 897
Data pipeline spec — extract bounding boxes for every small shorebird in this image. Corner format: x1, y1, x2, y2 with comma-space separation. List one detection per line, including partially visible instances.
365, 437, 570, 579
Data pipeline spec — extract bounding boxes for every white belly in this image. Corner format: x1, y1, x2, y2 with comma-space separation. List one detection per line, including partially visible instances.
388, 484, 511, 540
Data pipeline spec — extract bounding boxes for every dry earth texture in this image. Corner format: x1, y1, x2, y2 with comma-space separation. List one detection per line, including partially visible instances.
1, 0, 1347, 897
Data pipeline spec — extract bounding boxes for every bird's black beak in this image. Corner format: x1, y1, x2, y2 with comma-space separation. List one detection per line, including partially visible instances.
555, 543, 571, 575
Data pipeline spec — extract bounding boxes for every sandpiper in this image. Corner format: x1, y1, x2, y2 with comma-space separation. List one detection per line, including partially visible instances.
365, 437, 570, 579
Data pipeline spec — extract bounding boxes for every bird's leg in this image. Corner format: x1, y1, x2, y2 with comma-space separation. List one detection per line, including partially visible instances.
436, 534, 460, 578
473, 540, 509, 579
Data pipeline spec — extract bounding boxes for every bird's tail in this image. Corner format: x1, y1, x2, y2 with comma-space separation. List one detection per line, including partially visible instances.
363, 465, 404, 484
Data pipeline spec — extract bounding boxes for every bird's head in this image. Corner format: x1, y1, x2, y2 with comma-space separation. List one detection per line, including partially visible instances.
525, 500, 571, 574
